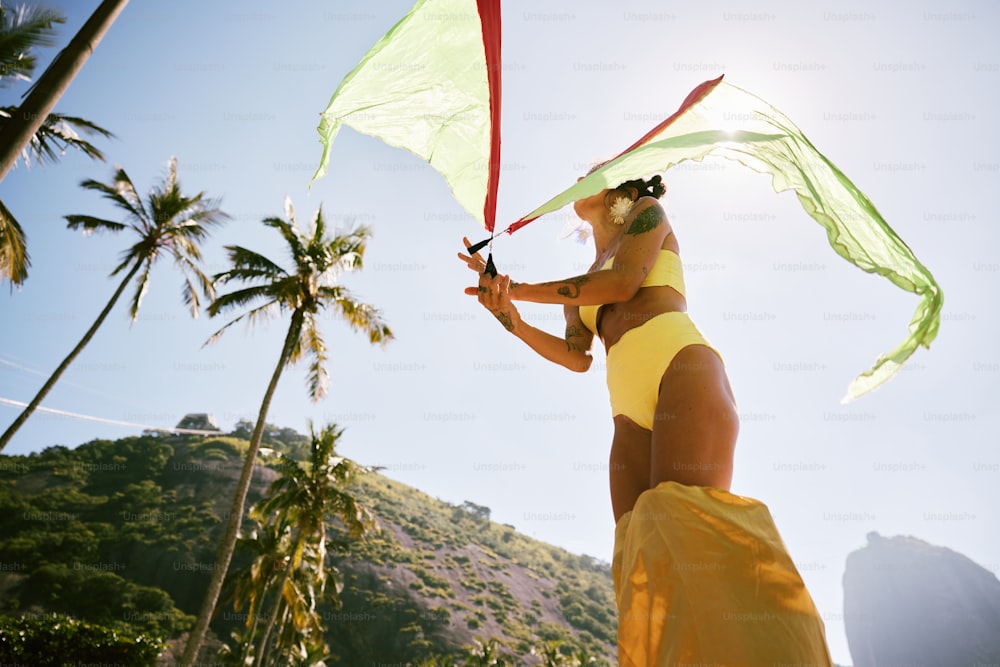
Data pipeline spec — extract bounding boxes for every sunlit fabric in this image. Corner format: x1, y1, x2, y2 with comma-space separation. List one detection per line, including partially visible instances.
612, 482, 834, 666
312, 0, 500, 230
513, 76, 942, 402
312, 0, 939, 400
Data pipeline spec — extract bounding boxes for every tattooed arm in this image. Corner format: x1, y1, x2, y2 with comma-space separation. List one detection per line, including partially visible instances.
475, 273, 594, 372
510, 199, 670, 305
509, 308, 594, 372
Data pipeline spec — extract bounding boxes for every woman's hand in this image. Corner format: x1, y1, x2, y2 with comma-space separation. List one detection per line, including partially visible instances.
477, 273, 521, 332
458, 237, 521, 333
457, 236, 488, 274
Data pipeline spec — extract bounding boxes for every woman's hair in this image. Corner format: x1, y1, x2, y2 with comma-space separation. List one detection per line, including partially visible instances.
616, 175, 666, 200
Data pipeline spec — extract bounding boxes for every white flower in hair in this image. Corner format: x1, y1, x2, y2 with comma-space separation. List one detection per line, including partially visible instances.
609, 197, 634, 226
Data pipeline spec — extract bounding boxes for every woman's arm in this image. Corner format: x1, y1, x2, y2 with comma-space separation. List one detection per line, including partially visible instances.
477, 274, 593, 372
509, 269, 627, 306
511, 304, 594, 372
459, 242, 592, 371
510, 198, 670, 306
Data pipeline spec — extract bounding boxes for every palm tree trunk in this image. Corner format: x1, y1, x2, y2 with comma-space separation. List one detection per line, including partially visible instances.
0, 261, 140, 451
254, 533, 301, 667
271, 604, 293, 667
0, 0, 130, 182
254, 568, 288, 667
242, 585, 267, 664
181, 309, 305, 666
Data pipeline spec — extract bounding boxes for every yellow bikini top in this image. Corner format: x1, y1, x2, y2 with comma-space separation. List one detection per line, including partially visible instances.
578, 249, 686, 335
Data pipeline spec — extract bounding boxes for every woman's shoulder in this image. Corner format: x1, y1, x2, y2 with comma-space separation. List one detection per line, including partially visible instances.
632, 195, 670, 218
624, 197, 671, 237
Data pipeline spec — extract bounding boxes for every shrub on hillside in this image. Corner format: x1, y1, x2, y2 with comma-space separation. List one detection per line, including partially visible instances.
0, 613, 164, 666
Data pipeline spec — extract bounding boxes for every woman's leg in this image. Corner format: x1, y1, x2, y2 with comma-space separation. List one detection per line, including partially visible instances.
650, 345, 738, 490
609, 414, 652, 523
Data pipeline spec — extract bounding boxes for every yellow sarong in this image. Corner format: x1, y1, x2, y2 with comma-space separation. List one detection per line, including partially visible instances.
612, 482, 834, 667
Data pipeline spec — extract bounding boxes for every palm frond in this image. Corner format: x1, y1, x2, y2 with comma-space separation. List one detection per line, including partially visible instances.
149, 182, 227, 242
283, 195, 296, 228
163, 156, 178, 195
167, 232, 205, 265
327, 489, 376, 540
309, 204, 326, 247
261, 214, 306, 265
308, 422, 345, 461
321, 290, 394, 346
109, 252, 133, 278
6, 109, 114, 168
207, 283, 282, 318
78, 169, 147, 223
64, 213, 127, 235
168, 197, 230, 237
301, 314, 329, 402
311, 225, 371, 282
175, 253, 214, 318
216, 245, 287, 283
0, 197, 29, 287
203, 300, 280, 347
128, 259, 153, 323
325, 225, 372, 267
0, 3, 65, 86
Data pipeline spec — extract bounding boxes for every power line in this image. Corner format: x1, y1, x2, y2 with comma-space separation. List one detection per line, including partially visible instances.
0, 396, 223, 435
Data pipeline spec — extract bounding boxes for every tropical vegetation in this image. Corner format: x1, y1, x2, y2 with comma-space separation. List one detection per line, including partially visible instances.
0, 429, 618, 665
224, 423, 376, 665
181, 199, 393, 663
0, 613, 165, 666
0, 0, 114, 287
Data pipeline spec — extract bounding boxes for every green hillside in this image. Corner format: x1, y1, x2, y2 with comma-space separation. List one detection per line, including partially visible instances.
0, 429, 616, 665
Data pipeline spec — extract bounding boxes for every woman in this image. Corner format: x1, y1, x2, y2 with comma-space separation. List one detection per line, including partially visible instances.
461, 174, 738, 518
459, 174, 834, 667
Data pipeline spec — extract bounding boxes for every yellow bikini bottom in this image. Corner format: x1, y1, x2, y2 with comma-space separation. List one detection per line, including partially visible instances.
605, 311, 722, 430
611, 481, 834, 667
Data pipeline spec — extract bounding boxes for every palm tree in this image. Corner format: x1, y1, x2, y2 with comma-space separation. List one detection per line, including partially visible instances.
223, 522, 289, 665
0, 157, 227, 451
181, 198, 392, 665
257, 540, 326, 665
0, 196, 28, 286
464, 638, 513, 666
414, 656, 457, 667
0, 1, 64, 85
0, 0, 128, 180
0, 1, 114, 287
0, 107, 114, 286
250, 423, 375, 665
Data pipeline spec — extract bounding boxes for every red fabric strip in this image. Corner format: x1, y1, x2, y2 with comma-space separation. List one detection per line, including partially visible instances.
502, 75, 725, 235
617, 75, 724, 156
477, 0, 503, 233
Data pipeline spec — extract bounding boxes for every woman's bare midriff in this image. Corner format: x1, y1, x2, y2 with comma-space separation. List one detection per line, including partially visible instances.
591, 234, 686, 349
594, 285, 687, 349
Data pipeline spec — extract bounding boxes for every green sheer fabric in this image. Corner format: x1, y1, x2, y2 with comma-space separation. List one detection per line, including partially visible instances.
312, 0, 492, 227
311, 0, 941, 402
516, 80, 942, 401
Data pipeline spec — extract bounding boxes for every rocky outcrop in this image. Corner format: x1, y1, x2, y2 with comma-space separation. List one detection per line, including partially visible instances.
844, 531, 1000, 667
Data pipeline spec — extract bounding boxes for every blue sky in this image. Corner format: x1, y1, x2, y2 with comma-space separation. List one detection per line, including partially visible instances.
1, 1, 998, 663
